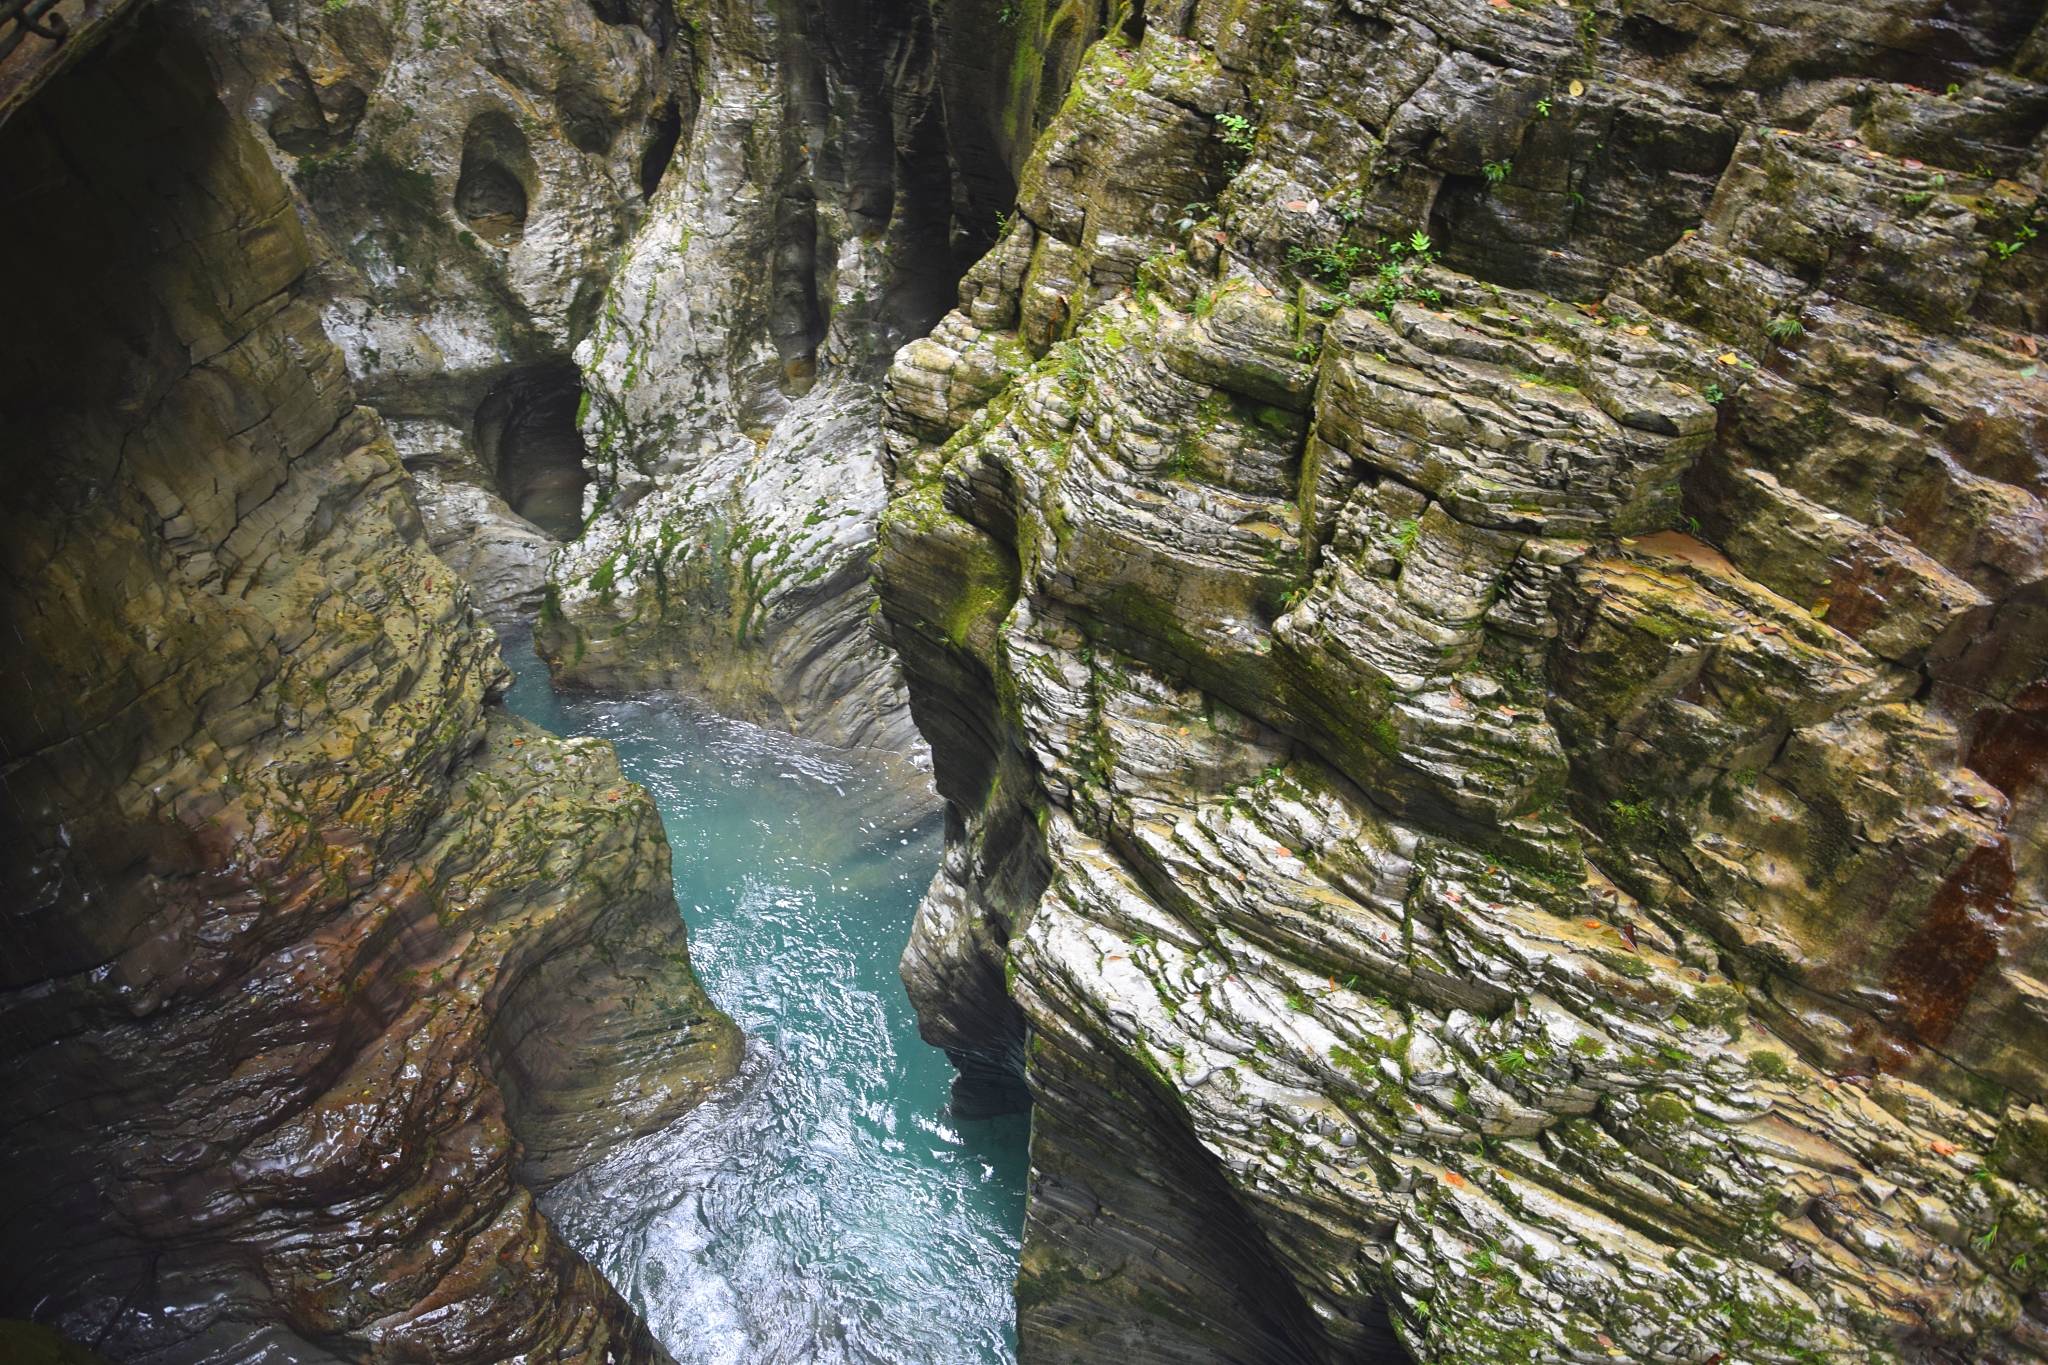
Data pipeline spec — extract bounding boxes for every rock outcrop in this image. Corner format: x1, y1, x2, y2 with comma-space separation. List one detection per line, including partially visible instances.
162, 0, 1104, 754
877, 1, 2048, 1361
0, 23, 737, 1359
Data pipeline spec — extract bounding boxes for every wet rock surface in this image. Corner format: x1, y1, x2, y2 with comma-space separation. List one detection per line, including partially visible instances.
878, 1, 2048, 1361
0, 25, 736, 1360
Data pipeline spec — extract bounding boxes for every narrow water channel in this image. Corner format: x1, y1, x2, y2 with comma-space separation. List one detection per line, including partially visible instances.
498, 632, 1028, 1364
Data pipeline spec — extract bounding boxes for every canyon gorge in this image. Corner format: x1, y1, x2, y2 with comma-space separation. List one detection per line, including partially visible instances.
2, 0, 2045, 1363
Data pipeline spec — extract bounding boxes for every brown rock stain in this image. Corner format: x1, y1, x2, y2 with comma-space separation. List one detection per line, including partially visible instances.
1880, 838, 2017, 1052
1967, 675, 2048, 803
1820, 544, 1886, 640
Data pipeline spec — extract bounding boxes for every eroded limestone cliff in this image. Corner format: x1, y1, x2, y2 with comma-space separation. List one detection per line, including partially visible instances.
159, 0, 1094, 755
0, 22, 736, 1359
877, 1, 2048, 1361
165, 0, 689, 624
535, 0, 1122, 750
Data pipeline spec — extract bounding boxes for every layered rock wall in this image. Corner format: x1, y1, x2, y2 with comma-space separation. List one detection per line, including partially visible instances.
878, 1, 2048, 1360
0, 24, 736, 1359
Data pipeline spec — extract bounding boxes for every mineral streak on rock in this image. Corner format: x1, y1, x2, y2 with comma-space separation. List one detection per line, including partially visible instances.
877, 1, 2048, 1361
0, 23, 737, 1360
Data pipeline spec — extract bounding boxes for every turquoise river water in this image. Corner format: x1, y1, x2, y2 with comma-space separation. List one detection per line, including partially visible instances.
501, 633, 1028, 1364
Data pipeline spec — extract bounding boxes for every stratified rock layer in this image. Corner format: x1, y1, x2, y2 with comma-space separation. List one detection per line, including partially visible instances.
0, 25, 737, 1360
877, 2, 2048, 1361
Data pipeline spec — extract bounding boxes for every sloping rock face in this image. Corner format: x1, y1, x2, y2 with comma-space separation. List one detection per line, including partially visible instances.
0, 25, 737, 1361
876, 1, 2048, 1361
164, 0, 690, 622
536, 0, 1125, 750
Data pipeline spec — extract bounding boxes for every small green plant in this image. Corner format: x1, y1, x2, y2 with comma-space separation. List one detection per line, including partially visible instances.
1703, 383, 1726, 404
1903, 172, 1948, 212
1483, 160, 1513, 185
1288, 229, 1439, 321
1214, 112, 1256, 157
1608, 798, 1656, 842
1536, 97, 1552, 118
1992, 220, 2039, 262
1285, 989, 1310, 1012
1945, 82, 1962, 98
1174, 200, 1214, 234
1288, 239, 1367, 286
1764, 314, 1804, 341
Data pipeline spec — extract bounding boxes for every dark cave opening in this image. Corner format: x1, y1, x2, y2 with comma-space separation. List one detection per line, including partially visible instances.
555, 77, 619, 156
475, 363, 591, 541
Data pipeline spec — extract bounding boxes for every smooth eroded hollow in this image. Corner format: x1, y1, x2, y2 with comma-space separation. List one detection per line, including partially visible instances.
455, 109, 534, 245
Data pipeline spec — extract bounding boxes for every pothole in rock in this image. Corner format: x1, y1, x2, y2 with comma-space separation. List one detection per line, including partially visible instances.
456, 110, 535, 246
476, 362, 591, 541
